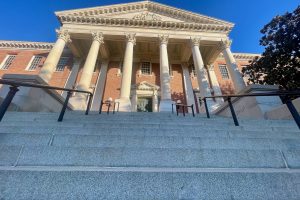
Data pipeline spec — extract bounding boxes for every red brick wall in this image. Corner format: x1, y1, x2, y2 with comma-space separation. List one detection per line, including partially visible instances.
0, 48, 253, 110
0, 49, 72, 89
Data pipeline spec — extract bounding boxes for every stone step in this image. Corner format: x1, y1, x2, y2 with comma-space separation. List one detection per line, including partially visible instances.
1, 145, 289, 169
0, 126, 299, 139
1, 133, 299, 151
0, 168, 299, 199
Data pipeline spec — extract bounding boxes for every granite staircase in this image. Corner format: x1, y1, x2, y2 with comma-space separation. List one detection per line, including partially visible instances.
0, 111, 300, 199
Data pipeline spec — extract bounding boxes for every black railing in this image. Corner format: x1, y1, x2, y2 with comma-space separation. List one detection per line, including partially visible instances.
172, 103, 195, 117
200, 91, 300, 129
0, 79, 93, 122
99, 100, 120, 114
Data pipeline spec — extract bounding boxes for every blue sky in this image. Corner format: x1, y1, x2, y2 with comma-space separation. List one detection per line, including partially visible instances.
0, 0, 299, 53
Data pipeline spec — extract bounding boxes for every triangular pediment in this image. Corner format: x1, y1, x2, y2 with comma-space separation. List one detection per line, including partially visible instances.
56, 1, 234, 33
133, 81, 159, 91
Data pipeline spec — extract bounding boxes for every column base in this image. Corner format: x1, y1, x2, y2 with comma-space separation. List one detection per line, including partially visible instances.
115, 98, 132, 112
159, 99, 173, 112
69, 95, 88, 111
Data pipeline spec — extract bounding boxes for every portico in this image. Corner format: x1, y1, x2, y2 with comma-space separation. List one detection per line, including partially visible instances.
38, 1, 247, 112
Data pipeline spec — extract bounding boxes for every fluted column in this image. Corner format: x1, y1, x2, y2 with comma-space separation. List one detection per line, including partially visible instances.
69, 32, 103, 110
118, 33, 136, 112
159, 35, 172, 112
181, 63, 196, 113
219, 39, 246, 93
77, 32, 104, 91
39, 30, 71, 83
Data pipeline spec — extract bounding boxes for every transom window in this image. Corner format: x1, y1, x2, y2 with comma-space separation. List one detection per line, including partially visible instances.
141, 62, 151, 75
219, 65, 230, 79
55, 57, 69, 72
27, 56, 43, 71
1, 55, 16, 70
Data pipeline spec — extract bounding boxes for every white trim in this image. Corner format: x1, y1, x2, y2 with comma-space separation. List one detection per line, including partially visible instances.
0, 55, 16, 70
0, 55, 9, 70
0, 40, 53, 50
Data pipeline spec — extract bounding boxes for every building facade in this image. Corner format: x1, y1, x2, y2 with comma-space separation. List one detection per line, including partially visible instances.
0, 1, 260, 112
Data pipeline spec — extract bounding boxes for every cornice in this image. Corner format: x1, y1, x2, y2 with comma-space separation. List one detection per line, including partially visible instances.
55, 1, 234, 34
219, 53, 261, 61
57, 15, 232, 33
0, 40, 54, 50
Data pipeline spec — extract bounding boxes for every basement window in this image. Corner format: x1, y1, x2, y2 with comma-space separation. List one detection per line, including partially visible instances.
56, 57, 69, 72
1, 55, 16, 70
219, 65, 230, 79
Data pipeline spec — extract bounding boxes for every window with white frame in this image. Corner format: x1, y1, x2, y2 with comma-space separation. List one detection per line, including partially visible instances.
55, 57, 69, 72
1, 55, 16, 70
219, 65, 230, 79
141, 62, 151, 75
27, 56, 43, 71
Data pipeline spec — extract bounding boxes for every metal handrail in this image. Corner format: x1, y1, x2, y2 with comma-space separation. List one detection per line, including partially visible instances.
200, 91, 300, 129
0, 79, 94, 122
172, 103, 195, 117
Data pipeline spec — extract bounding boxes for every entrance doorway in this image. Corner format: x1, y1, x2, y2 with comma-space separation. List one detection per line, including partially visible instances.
137, 97, 153, 112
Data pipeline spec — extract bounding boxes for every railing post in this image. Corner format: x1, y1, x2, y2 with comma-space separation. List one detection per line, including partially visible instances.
172, 104, 174, 114
99, 102, 103, 114
0, 86, 19, 122
183, 106, 185, 117
227, 97, 239, 126
107, 103, 111, 115
58, 91, 72, 122
113, 102, 116, 114
191, 104, 195, 117
203, 98, 210, 119
285, 96, 300, 129
85, 93, 92, 115
176, 105, 179, 116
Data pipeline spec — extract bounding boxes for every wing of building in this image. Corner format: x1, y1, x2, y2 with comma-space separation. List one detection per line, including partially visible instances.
0, 1, 260, 112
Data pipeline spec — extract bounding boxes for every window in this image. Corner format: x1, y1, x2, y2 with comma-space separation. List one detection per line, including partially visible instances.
219, 65, 230, 79
141, 62, 151, 75
1, 55, 16, 70
94, 60, 101, 72
27, 56, 43, 71
55, 57, 69, 72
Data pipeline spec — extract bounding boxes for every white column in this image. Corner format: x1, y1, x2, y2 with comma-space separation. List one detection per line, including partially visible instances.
91, 60, 109, 111
190, 38, 213, 113
77, 32, 104, 91
159, 35, 173, 112
220, 39, 246, 93
39, 30, 71, 83
62, 58, 81, 98
153, 90, 159, 112
118, 33, 136, 112
70, 32, 103, 110
181, 63, 196, 113
207, 64, 224, 110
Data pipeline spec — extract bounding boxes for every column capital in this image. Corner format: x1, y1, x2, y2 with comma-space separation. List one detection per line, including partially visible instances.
126, 33, 136, 45
190, 37, 201, 47
91, 32, 104, 44
159, 35, 169, 45
56, 29, 71, 43
218, 39, 232, 51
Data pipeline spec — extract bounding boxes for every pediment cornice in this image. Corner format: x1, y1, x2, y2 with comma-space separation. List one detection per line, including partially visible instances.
55, 1, 234, 34
0, 40, 54, 50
